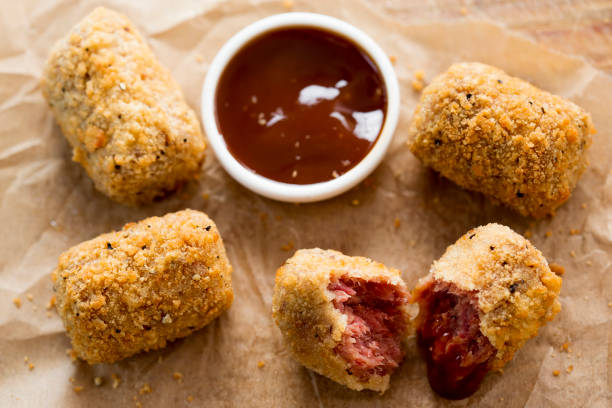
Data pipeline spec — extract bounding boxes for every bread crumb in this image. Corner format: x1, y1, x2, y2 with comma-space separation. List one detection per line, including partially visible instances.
282, 0, 294, 9
46, 295, 56, 309
409, 239, 416, 247
26, 293, 33, 301
569, 250, 576, 258
569, 228, 580, 235
552, 370, 560, 376
586, 260, 592, 266
66, 348, 78, 362
460, 7, 468, 15
195, 54, 203, 63
567, 365, 574, 373
73, 386, 84, 393
257, 360, 265, 368
28, 363, 35, 371
394, 218, 401, 229
581, 203, 587, 209
411, 79, 424, 92
201, 193, 209, 200
186, 395, 194, 403
560, 342, 571, 352
549, 263, 565, 276
173, 372, 183, 381
545, 231, 552, 237
69, 377, 75, 383
281, 241, 294, 252
112, 374, 121, 389
389, 55, 397, 65
139, 383, 152, 395
13, 298, 21, 308
94, 377, 103, 386
608, 302, 612, 308
414, 70, 425, 81
524, 230, 532, 238
351, 199, 360, 206
24, 356, 29, 362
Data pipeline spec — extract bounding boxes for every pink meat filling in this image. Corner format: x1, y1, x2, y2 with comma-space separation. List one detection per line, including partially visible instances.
328, 277, 408, 381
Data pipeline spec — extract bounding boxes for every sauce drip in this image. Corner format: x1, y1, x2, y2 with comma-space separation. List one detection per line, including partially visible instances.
414, 280, 496, 400
215, 28, 387, 184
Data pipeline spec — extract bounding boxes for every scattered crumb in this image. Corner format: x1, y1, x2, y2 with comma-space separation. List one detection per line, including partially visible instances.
414, 70, 425, 81
332, 170, 339, 178
549, 263, 565, 276
186, 395, 194, 403
94, 377, 103, 386
46, 311, 52, 318
201, 192, 209, 200
581, 203, 587, 209
560, 342, 571, 352
173, 372, 183, 381
569, 250, 576, 258
411, 79, 424, 92
460, 7, 468, 15
50, 219, 58, 228
552, 370, 560, 376
13, 297, 21, 308
569, 229, 581, 235
351, 199, 360, 206
139, 383, 152, 395
409, 239, 416, 247
28, 363, 35, 371
394, 218, 401, 229
282, 0, 294, 9
69, 377, 75, 384
46, 295, 56, 310
73, 386, 84, 393
545, 231, 552, 237
608, 302, 612, 308
257, 360, 265, 368
281, 241, 294, 252
586, 260, 592, 266
524, 230, 532, 238
389, 55, 397, 65
32, 305, 38, 311
26, 293, 33, 301
112, 374, 121, 389
24, 356, 28, 362
567, 365, 574, 373
195, 54, 203, 63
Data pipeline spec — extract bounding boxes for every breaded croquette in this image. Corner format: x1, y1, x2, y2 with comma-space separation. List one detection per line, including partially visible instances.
413, 223, 562, 399
41, 8, 206, 205
52, 210, 233, 364
273, 249, 411, 393
408, 62, 595, 218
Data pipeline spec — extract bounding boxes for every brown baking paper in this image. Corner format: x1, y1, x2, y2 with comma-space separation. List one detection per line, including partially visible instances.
0, 0, 610, 406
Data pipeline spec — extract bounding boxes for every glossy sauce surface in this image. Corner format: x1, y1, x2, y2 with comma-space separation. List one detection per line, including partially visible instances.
215, 28, 387, 184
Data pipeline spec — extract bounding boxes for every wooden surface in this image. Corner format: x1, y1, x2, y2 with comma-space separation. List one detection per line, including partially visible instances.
369, 0, 612, 75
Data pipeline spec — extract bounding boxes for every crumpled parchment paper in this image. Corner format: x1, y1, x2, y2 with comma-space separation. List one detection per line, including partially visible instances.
0, 0, 610, 407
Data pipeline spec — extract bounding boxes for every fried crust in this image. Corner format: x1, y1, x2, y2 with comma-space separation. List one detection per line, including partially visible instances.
52, 209, 233, 364
408, 62, 594, 218
41, 7, 206, 205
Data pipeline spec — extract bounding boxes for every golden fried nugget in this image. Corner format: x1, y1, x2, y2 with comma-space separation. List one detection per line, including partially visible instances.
413, 223, 561, 399
272, 249, 411, 393
408, 62, 595, 218
41, 8, 206, 205
52, 210, 233, 364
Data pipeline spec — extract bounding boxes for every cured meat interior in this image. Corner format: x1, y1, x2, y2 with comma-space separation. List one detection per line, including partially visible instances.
328, 276, 408, 381
413, 280, 496, 400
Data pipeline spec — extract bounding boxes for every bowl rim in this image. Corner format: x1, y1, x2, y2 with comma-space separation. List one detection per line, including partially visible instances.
201, 12, 400, 203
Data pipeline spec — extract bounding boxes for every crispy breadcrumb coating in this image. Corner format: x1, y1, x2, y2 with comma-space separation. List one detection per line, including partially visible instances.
272, 249, 410, 393
408, 62, 595, 218
41, 7, 206, 205
416, 223, 561, 370
52, 210, 233, 364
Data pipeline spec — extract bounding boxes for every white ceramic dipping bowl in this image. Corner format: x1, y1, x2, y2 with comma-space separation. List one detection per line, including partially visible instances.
201, 12, 400, 203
